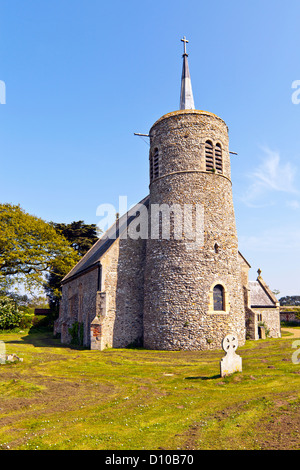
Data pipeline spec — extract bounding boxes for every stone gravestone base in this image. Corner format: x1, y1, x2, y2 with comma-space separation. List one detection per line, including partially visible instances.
220, 333, 242, 377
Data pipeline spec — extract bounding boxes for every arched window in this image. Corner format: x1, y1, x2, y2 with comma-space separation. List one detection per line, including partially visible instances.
213, 284, 225, 311
150, 148, 159, 182
215, 143, 223, 173
205, 140, 214, 171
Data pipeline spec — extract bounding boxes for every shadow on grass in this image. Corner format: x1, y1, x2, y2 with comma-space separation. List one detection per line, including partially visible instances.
185, 374, 220, 380
3, 327, 87, 351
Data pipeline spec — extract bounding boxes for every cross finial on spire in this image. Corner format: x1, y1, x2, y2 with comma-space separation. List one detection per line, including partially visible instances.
181, 36, 189, 56
179, 36, 195, 110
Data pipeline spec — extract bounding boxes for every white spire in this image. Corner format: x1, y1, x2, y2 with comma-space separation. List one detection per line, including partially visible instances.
180, 36, 195, 110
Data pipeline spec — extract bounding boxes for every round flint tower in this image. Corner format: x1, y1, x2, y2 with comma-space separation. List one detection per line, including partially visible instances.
143, 39, 245, 351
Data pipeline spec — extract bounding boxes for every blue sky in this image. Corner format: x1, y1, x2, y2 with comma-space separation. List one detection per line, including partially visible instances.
0, 0, 299, 297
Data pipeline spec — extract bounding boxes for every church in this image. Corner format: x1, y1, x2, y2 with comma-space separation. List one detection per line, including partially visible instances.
54, 38, 281, 350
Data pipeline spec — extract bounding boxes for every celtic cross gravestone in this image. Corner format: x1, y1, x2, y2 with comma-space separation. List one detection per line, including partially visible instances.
220, 333, 242, 377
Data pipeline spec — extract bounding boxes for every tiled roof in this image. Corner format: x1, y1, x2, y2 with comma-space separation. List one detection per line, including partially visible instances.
249, 280, 276, 307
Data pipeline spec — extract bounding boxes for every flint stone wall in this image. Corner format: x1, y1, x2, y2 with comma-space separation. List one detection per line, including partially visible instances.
56, 267, 99, 347
251, 307, 281, 339
98, 235, 145, 349
56, 234, 145, 349
143, 110, 246, 350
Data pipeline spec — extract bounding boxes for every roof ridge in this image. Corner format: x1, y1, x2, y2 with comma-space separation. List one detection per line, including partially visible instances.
257, 276, 280, 306
62, 195, 149, 284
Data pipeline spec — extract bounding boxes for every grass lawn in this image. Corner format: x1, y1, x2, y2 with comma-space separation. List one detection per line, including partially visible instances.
0, 328, 299, 450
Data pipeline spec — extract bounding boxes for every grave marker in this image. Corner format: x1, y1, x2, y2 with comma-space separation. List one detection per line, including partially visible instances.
220, 333, 242, 377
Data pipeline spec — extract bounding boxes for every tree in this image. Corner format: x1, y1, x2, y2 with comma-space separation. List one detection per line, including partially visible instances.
50, 221, 100, 257
44, 221, 100, 313
272, 289, 280, 296
0, 204, 79, 293
0, 296, 22, 330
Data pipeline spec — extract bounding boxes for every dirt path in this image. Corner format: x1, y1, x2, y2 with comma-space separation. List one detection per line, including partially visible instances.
281, 327, 300, 338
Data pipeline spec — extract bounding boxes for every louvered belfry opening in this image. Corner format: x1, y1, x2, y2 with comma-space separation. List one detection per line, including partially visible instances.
153, 148, 159, 179
215, 143, 223, 173
150, 148, 159, 182
205, 141, 223, 174
150, 152, 153, 182
205, 140, 214, 171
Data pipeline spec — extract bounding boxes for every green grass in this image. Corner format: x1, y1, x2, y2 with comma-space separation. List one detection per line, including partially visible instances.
0, 330, 299, 450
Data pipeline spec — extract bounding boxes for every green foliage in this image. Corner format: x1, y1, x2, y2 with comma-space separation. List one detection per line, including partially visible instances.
50, 221, 100, 258
44, 221, 99, 314
272, 289, 280, 296
0, 204, 79, 293
0, 296, 22, 329
19, 309, 35, 329
30, 314, 53, 332
68, 322, 84, 346
258, 321, 270, 337
0, 290, 53, 331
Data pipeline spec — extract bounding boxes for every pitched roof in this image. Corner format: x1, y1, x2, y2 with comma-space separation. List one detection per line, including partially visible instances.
238, 251, 251, 268
249, 277, 279, 308
62, 195, 149, 284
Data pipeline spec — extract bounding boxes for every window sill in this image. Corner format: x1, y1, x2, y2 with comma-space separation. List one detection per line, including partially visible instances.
208, 309, 230, 315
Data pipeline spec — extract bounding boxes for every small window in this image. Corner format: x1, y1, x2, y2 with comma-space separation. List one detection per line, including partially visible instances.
205, 141, 214, 171
215, 143, 223, 173
213, 284, 225, 311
